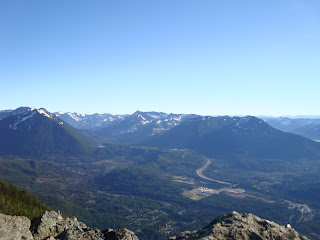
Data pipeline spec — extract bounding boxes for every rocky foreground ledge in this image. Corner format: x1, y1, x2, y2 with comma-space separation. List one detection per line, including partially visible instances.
0, 210, 309, 240
0, 210, 138, 240
169, 211, 308, 240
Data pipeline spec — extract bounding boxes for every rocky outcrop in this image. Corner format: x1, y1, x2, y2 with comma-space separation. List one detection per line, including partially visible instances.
30, 211, 91, 239
0, 213, 34, 240
169, 211, 308, 240
0, 210, 138, 240
0, 210, 309, 240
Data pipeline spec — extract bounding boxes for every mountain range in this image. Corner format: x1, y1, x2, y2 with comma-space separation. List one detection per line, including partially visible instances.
96, 111, 200, 143
1, 107, 320, 239
148, 115, 320, 160
3, 108, 320, 141
54, 110, 320, 142
1, 107, 320, 161
55, 111, 126, 130
263, 117, 320, 140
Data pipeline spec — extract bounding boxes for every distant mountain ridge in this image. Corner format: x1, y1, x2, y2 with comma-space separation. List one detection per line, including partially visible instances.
2, 107, 320, 161
53, 110, 320, 142
54, 111, 200, 140
264, 117, 320, 140
0, 109, 14, 120
147, 115, 320, 160
5, 108, 320, 141
0, 107, 90, 157
96, 111, 200, 143
55, 111, 126, 130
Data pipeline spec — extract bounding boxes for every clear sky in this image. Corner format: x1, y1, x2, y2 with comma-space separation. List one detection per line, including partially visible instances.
0, 0, 319, 116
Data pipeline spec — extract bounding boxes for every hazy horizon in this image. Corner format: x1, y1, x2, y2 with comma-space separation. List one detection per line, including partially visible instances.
2, 106, 320, 119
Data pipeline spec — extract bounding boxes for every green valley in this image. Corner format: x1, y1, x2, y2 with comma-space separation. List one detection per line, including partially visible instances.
1, 142, 320, 239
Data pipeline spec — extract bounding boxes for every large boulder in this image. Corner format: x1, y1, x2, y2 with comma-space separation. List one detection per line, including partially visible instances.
0, 213, 34, 240
31, 211, 92, 239
30, 210, 138, 240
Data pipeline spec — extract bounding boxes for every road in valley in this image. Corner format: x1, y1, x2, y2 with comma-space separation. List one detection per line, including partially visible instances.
196, 156, 232, 185
194, 155, 279, 204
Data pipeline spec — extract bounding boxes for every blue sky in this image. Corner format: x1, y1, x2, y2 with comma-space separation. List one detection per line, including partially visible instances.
0, 0, 319, 116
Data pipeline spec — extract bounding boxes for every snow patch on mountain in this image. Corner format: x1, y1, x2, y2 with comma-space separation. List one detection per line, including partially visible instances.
147, 113, 168, 119
67, 113, 82, 122
38, 108, 53, 119
53, 110, 202, 139
54, 112, 125, 130
9, 111, 36, 130
7, 108, 57, 131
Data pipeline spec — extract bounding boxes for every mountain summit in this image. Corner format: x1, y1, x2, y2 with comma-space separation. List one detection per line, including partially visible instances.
6, 107, 60, 131
0, 107, 90, 157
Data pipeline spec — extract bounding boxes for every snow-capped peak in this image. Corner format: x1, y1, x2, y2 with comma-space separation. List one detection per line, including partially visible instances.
8, 107, 56, 131
37, 108, 53, 119
67, 112, 82, 122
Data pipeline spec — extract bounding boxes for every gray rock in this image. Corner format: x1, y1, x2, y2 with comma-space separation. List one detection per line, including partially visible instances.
30, 210, 139, 240
169, 211, 309, 240
2, 210, 308, 240
31, 211, 89, 240
56, 227, 105, 240
0, 213, 34, 240
103, 228, 139, 240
